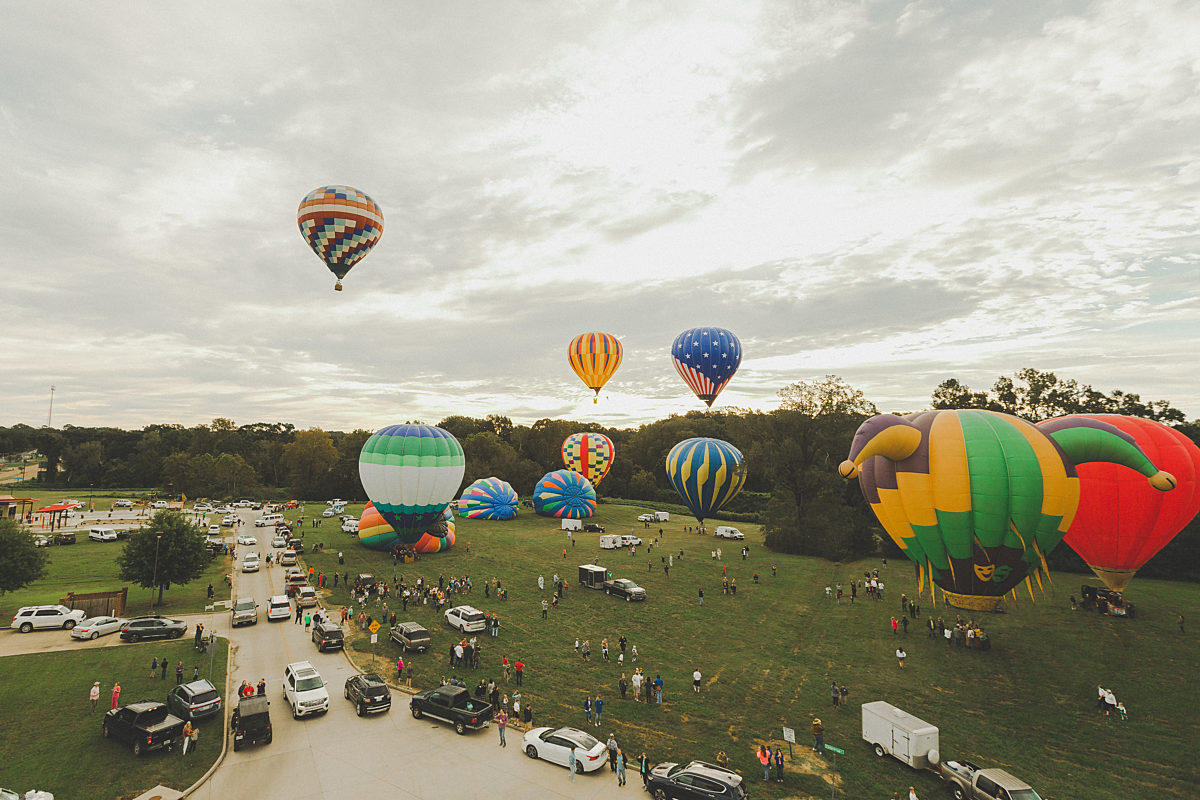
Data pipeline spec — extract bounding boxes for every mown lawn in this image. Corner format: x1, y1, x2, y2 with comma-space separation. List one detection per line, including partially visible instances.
0, 637, 229, 799
284, 503, 1200, 800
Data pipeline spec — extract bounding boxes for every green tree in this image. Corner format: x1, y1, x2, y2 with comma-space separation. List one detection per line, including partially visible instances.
116, 511, 208, 607
282, 429, 338, 497
0, 519, 49, 594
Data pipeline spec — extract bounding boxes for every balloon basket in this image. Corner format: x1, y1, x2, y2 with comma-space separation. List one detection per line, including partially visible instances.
334, 280, 343, 291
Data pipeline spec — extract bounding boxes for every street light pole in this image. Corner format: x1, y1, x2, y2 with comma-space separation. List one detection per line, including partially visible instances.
151, 535, 163, 610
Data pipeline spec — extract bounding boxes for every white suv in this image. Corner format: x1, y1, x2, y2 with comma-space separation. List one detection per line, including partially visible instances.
283, 661, 329, 719
444, 605, 487, 633
11, 605, 87, 633
266, 595, 292, 621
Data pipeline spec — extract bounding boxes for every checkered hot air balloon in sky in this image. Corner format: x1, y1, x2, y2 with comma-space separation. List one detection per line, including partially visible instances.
359, 424, 465, 542
839, 410, 1175, 611
297, 185, 384, 291
671, 327, 741, 408
562, 432, 615, 488
568, 332, 622, 404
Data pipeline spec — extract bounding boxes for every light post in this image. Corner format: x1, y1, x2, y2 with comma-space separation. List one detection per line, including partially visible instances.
151, 535, 163, 610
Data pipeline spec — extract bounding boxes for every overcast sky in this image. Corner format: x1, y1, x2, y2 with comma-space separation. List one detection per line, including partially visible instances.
2, 1, 1197, 433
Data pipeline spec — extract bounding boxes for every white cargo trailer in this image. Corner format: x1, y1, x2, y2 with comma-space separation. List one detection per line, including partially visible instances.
861, 701, 940, 769
561, 518, 582, 531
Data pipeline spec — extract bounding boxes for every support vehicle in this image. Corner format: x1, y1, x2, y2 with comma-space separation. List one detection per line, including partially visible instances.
409, 685, 492, 734
344, 673, 391, 715
102, 702, 186, 756
861, 701, 940, 769
577, 564, 607, 589
231, 695, 272, 751
939, 760, 1045, 800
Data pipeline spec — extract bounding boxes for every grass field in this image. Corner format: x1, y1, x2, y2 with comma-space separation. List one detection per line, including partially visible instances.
0, 637, 229, 799
2, 537, 232, 617
272, 502, 1200, 800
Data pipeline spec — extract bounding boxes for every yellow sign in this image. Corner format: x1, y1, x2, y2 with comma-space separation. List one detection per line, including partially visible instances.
368, 620, 381, 634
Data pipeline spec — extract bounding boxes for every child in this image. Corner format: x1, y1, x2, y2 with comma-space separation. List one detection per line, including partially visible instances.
1117, 701, 1128, 721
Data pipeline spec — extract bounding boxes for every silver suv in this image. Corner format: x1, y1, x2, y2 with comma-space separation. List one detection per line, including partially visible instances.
283, 661, 329, 719
10, 604, 86, 633
231, 597, 258, 627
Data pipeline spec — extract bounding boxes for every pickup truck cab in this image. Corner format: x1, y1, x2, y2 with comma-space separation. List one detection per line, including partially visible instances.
409, 685, 492, 734
940, 760, 1045, 800
103, 701, 186, 755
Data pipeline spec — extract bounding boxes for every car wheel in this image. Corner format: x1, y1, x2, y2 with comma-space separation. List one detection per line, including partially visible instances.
575, 761, 584, 775
265, 731, 272, 744
873, 743, 885, 758
952, 788, 965, 800
344, 686, 350, 699
132, 740, 143, 756
18, 622, 32, 633
525, 745, 538, 759
411, 706, 422, 719
454, 720, 466, 735
129, 633, 140, 643
626, 595, 631, 602
293, 704, 301, 720
90, 631, 100, 640
653, 789, 669, 800
605, 588, 611, 595
356, 703, 364, 717
173, 629, 184, 639
63, 620, 76, 630
102, 723, 110, 738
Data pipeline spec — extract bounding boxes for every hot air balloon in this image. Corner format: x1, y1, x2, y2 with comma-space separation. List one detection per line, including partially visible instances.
357, 501, 399, 550
358, 501, 457, 552
562, 432, 615, 488
359, 424, 465, 542
839, 410, 1175, 611
297, 185, 384, 291
568, 332, 622, 403
1037, 415, 1199, 593
671, 327, 741, 407
533, 469, 597, 518
457, 477, 519, 520
665, 438, 748, 523
414, 506, 456, 553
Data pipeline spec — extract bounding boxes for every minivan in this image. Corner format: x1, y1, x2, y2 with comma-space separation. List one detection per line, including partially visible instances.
255, 513, 284, 528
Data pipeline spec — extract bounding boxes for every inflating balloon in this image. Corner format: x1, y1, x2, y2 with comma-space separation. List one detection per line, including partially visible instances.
1037, 415, 1199, 593
840, 410, 1174, 611
357, 501, 399, 550
562, 432, 615, 488
533, 469, 597, 518
457, 477, 519, 520
665, 438, 747, 523
414, 508, 456, 553
671, 327, 741, 407
358, 501, 456, 552
359, 424, 465, 542
297, 185, 384, 291
568, 332, 622, 403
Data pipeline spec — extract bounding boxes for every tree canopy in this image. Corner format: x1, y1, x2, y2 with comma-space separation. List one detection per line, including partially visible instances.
116, 511, 208, 606
0, 519, 49, 595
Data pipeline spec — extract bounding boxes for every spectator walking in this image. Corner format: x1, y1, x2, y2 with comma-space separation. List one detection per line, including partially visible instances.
182, 721, 194, 755
607, 733, 619, 772
584, 695, 593, 725
595, 695, 605, 726
693, 669, 702, 693
616, 749, 627, 786
896, 648, 907, 668
496, 709, 508, 746
568, 748, 576, 782
812, 717, 825, 755
150, 657, 158, 679
639, 752, 650, 787
774, 746, 784, 782
90, 681, 101, 712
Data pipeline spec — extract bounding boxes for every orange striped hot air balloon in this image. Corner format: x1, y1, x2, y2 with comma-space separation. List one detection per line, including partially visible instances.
568, 332, 622, 403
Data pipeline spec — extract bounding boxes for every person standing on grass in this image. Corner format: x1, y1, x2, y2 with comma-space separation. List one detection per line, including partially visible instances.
90, 681, 101, 712
840, 684, 849, 707
514, 659, 524, 685
496, 708, 507, 747
693, 669, 702, 693
176, 662, 184, 684
150, 656, 158, 679
896, 648, 907, 668
774, 746, 784, 782
523, 702, 532, 729
182, 720, 193, 755
654, 674, 663, 704
161, 657, 168, 680
584, 695, 593, 726
595, 695, 604, 726
758, 745, 771, 781
111, 681, 122, 709
631, 670, 642, 703
619, 673, 628, 699
812, 717, 824, 755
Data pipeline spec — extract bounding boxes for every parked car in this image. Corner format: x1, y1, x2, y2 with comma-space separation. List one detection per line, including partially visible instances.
714, 526, 744, 540
221, 515, 237, 527
241, 552, 261, 573
341, 519, 359, 533
113, 498, 133, 508
637, 513, 655, 522
120, 615, 187, 642
409, 685, 492, 734
582, 523, 605, 533
88, 528, 118, 542
32, 534, 49, 548
231, 597, 258, 627
279, 549, 297, 566
321, 508, 336, 518
214, 505, 234, 514
602, 578, 647, 601
11, 605, 86, 633
53, 532, 76, 545
207, 525, 221, 535
521, 726, 608, 773
193, 503, 213, 512
102, 701, 185, 756
166, 679, 223, 722
444, 605, 487, 633
282, 661, 329, 719
296, 586, 319, 608
312, 619, 344, 652
266, 595, 292, 622
344, 673, 391, 716
646, 760, 747, 800
235, 500, 253, 508
272, 535, 287, 548
231, 695, 272, 751
151, 500, 169, 509
70, 616, 128, 640
389, 621, 432, 652
236, 534, 257, 546
940, 760, 1045, 800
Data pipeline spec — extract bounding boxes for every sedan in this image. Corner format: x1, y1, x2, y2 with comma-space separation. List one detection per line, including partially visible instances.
522, 727, 609, 773
33, 535, 49, 548
120, 615, 188, 642
236, 534, 257, 546
208, 525, 221, 536
344, 673, 392, 716
71, 616, 128, 640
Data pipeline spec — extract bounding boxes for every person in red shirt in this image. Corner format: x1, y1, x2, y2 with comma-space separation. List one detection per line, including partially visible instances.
514, 659, 524, 686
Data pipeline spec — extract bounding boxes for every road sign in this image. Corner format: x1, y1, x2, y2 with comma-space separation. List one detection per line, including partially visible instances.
825, 745, 845, 755
368, 620, 381, 634
370, 633, 378, 644
782, 726, 796, 743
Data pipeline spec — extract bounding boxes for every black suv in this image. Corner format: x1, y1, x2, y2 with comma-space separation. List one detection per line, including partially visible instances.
344, 673, 391, 716
312, 620, 345, 652
54, 531, 76, 545
120, 615, 188, 642
646, 760, 746, 800
583, 523, 605, 533
389, 621, 432, 652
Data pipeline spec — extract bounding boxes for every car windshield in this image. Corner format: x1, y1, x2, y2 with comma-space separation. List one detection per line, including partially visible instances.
615, 581, 633, 588
235, 601, 254, 611
1010, 791, 1043, 800
296, 675, 324, 692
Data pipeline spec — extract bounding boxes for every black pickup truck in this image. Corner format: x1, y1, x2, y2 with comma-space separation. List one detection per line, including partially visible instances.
409, 685, 493, 735
103, 701, 187, 755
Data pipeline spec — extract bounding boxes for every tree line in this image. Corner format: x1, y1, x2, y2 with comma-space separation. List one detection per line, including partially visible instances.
3, 369, 1197, 578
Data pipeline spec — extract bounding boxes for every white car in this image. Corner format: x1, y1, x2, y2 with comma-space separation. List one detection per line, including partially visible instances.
70, 616, 128, 640
151, 500, 169, 509
266, 595, 292, 621
193, 502, 213, 512
321, 508, 336, 518
242, 552, 261, 573
235, 500, 254, 508
272, 535, 288, 548
221, 515, 237, 527
637, 513, 655, 522
341, 519, 359, 534
214, 505, 234, 514
88, 529, 118, 542
280, 550, 297, 566
522, 727, 609, 773
714, 526, 745, 540
283, 661, 329, 719
33, 535, 49, 548
11, 605, 87, 633
208, 525, 221, 536
444, 605, 487, 633
112, 499, 133, 508
236, 534, 257, 546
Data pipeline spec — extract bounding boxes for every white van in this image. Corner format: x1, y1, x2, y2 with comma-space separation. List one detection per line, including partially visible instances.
619, 534, 643, 547
560, 518, 582, 532
652, 511, 670, 522
714, 526, 744, 540
255, 513, 284, 528
599, 535, 622, 549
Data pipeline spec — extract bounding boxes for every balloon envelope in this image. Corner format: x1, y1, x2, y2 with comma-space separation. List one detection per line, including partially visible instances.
359, 424, 465, 541
297, 185, 384, 288
665, 437, 747, 523
562, 432, 615, 488
1038, 415, 1200, 592
358, 501, 456, 552
671, 327, 741, 407
357, 501, 399, 550
533, 469, 597, 518
413, 511, 456, 553
457, 477, 519, 520
568, 332, 622, 402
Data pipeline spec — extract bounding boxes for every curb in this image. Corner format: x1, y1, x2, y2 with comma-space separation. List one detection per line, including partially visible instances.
179, 634, 235, 796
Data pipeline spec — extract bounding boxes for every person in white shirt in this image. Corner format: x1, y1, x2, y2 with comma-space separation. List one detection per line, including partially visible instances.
693, 670, 702, 693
